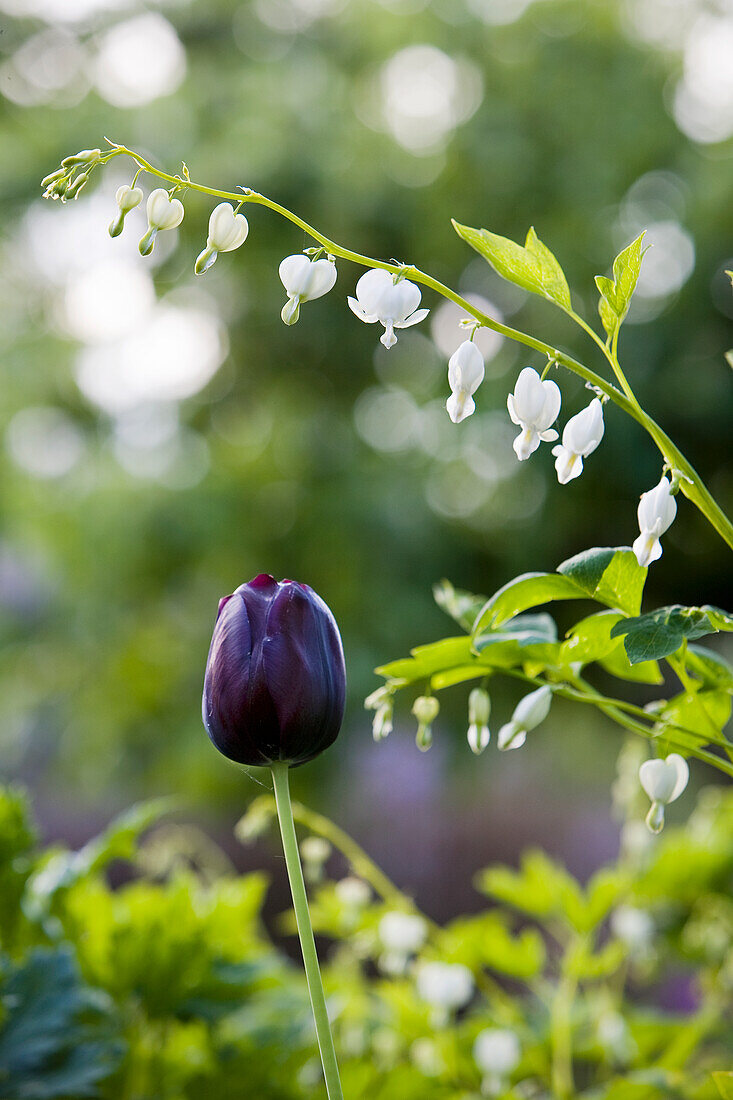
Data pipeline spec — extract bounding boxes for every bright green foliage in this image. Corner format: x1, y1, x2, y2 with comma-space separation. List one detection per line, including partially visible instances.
0, 781, 732, 1098
453, 221, 572, 311
595, 234, 648, 339
374, 547, 732, 772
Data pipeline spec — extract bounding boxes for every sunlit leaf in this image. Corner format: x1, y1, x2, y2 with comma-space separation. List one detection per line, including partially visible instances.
452, 221, 571, 310
610, 604, 733, 665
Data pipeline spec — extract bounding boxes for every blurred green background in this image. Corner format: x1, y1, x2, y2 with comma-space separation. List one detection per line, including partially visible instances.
0, 0, 731, 915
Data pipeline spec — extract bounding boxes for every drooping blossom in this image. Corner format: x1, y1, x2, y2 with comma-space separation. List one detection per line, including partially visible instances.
507, 367, 561, 460
109, 184, 143, 238
446, 340, 485, 423
639, 753, 689, 833
348, 268, 429, 349
552, 397, 605, 484
633, 475, 677, 567
279, 254, 337, 324
195, 202, 249, 274
139, 187, 184, 256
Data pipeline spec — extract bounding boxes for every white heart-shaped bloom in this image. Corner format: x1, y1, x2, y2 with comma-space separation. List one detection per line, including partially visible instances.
207, 202, 249, 252
633, 475, 677, 567
611, 906, 654, 949
446, 340, 485, 423
146, 187, 184, 231
507, 367, 561, 460
280, 254, 337, 301
347, 268, 429, 349
467, 686, 491, 753
473, 1029, 521, 1076
639, 754, 689, 805
378, 911, 427, 954
551, 397, 605, 484
416, 962, 474, 1010
334, 876, 371, 908
115, 184, 143, 213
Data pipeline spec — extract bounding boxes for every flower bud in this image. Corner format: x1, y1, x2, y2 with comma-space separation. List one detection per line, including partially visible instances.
195, 202, 249, 275
300, 835, 331, 884
202, 574, 346, 768
473, 1028, 521, 1080
63, 171, 89, 201
497, 685, 552, 751
412, 695, 439, 752
365, 685, 394, 742
139, 188, 184, 256
335, 876, 371, 909
61, 148, 101, 166
467, 686, 491, 754
109, 184, 143, 238
639, 753, 688, 833
378, 911, 427, 954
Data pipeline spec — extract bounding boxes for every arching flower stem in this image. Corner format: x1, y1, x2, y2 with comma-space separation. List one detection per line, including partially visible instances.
98, 141, 733, 550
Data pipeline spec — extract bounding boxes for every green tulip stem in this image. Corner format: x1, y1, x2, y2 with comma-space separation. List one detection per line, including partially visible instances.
270, 761, 344, 1100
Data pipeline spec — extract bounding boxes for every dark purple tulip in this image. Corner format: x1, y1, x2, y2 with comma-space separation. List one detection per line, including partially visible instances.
202, 574, 346, 767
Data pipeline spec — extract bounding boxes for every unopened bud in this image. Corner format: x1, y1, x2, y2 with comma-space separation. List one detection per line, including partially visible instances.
41, 167, 66, 188
412, 695, 439, 752
467, 687, 490, 754
63, 171, 89, 201
109, 184, 143, 237
61, 148, 100, 166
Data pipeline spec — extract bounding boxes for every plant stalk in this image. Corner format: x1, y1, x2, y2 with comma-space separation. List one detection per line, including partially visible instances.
270, 761, 344, 1100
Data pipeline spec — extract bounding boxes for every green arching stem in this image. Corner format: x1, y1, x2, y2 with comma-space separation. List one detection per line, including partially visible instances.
270, 762, 343, 1100
98, 142, 733, 550
500, 667, 733, 777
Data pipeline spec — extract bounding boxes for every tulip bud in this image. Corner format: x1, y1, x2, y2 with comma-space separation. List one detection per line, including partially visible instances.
412, 695, 439, 752
202, 574, 346, 768
467, 686, 491, 754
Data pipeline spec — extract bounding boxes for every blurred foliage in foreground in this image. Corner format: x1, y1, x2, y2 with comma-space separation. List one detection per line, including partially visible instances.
1, 756, 732, 1099
0, 0, 731, 815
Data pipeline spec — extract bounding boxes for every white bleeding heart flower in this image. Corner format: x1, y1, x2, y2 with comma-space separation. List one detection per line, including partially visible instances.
507, 367, 561, 460
195, 202, 249, 275
279, 254, 337, 325
139, 188, 184, 256
348, 268, 429, 349
446, 340, 485, 423
633, 475, 677, 567
108, 184, 143, 238
639, 753, 689, 833
412, 695, 439, 752
552, 397, 605, 484
497, 685, 552, 751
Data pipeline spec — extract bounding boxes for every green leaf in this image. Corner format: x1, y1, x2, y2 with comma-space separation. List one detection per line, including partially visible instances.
433, 578, 485, 633
473, 547, 646, 635
685, 644, 733, 690
452, 220, 571, 310
714, 1071, 733, 1099
524, 226, 572, 310
595, 233, 647, 338
439, 912, 545, 979
610, 604, 733, 665
657, 689, 732, 742
597, 644, 663, 685
375, 637, 473, 684
558, 547, 646, 616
